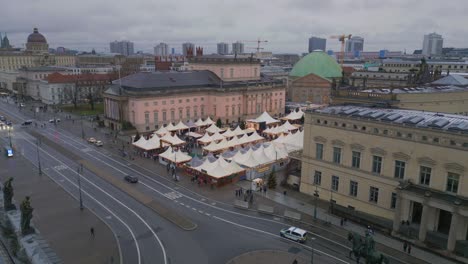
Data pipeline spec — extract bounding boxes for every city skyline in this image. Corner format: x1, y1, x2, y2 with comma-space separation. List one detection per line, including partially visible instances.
1, 0, 466, 54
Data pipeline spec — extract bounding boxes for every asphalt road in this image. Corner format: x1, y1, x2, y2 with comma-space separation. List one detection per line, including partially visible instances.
0, 99, 409, 264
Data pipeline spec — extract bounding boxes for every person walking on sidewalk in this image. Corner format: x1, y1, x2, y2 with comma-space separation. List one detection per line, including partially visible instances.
90, 227, 95, 238
407, 243, 412, 254
403, 241, 408, 253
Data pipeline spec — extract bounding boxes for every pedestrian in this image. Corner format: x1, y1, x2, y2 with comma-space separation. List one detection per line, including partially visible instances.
344, 217, 347, 225
403, 241, 408, 253
235, 189, 238, 197
407, 244, 412, 254
340, 218, 344, 226
292, 259, 298, 264
283, 190, 287, 195
90, 227, 95, 238
250, 194, 253, 204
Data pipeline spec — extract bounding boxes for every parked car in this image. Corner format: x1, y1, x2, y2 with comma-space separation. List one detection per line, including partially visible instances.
5, 121, 12, 126
124, 175, 138, 183
87, 137, 97, 144
94, 140, 103, 147
280, 227, 307, 243
49, 118, 61, 123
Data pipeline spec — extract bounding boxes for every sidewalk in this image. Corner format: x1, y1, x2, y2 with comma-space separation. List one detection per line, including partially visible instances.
235, 181, 462, 264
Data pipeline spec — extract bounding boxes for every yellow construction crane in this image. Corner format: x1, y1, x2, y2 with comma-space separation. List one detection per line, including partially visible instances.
242, 38, 268, 53
330, 34, 352, 66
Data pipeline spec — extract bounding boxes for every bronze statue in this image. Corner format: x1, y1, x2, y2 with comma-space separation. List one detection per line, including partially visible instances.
3, 177, 15, 210
20, 196, 34, 235
348, 231, 389, 264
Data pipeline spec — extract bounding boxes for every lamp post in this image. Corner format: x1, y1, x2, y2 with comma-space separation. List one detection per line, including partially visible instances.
36, 138, 42, 175
8, 126, 12, 148
81, 115, 85, 139
313, 185, 319, 220
77, 164, 84, 210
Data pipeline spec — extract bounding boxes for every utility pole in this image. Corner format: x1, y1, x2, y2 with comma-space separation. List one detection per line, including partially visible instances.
77, 164, 84, 210
81, 115, 85, 139
36, 138, 42, 175
313, 186, 319, 220
8, 127, 12, 148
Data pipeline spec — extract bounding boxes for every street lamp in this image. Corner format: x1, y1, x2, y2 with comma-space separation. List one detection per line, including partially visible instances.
36, 138, 42, 175
8, 126, 12, 148
77, 164, 84, 210
313, 186, 319, 220
81, 115, 85, 139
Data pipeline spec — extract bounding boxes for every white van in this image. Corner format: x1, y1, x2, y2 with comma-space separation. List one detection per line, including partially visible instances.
280, 226, 307, 243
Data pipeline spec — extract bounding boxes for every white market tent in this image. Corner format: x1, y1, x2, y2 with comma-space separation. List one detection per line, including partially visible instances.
203, 138, 230, 153
206, 124, 222, 134
211, 131, 225, 141
273, 130, 304, 153
132, 137, 149, 149
160, 133, 186, 146
232, 126, 245, 136
230, 144, 288, 168
280, 121, 298, 131
165, 123, 177, 132
247, 131, 265, 142
187, 132, 203, 138
222, 128, 236, 138
197, 133, 214, 144
226, 136, 241, 148
146, 135, 162, 150
159, 146, 192, 164
203, 117, 215, 126
154, 126, 169, 137
195, 118, 205, 127
193, 157, 244, 179
282, 109, 304, 121
174, 120, 189, 131
238, 134, 250, 144
247, 111, 280, 125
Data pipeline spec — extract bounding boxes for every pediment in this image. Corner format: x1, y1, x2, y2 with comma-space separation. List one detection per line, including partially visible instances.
350, 143, 365, 151
393, 152, 411, 161
313, 136, 327, 143
370, 147, 387, 156
444, 163, 465, 173
417, 157, 437, 166
331, 139, 345, 147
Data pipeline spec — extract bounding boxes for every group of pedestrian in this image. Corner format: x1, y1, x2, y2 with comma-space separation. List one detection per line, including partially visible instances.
403, 241, 412, 254
235, 188, 244, 197
340, 217, 348, 226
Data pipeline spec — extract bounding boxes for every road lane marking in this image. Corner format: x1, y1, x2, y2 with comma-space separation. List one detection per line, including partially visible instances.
213, 216, 349, 264
21, 136, 167, 264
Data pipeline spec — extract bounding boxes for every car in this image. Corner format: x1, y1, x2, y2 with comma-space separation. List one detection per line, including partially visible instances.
280, 227, 307, 243
124, 175, 138, 183
5, 121, 12, 126
20, 103, 25, 107
21, 120, 33, 126
87, 137, 97, 144
0, 116, 5, 121
94, 140, 103, 147
49, 118, 61, 123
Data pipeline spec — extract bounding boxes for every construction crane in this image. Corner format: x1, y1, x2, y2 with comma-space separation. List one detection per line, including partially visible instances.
330, 34, 352, 66
242, 38, 268, 53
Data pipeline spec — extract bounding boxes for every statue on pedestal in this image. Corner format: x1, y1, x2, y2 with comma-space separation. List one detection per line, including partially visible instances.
348, 231, 389, 264
20, 196, 34, 235
3, 177, 16, 211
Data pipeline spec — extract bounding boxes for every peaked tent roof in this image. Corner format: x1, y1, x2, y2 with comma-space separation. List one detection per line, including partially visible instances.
432, 74, 468, 86
160, 133, 185, 146
282, 109, 305, 121
165, 123, 176, 131
232, 126, 245, 136
174, 120, 189, 130
248, 111, 279, 125
195, 118, 205, 127
159, 146, 192, 163
155, 126, 169, 136
187, 132, 203, 138
197, 133, 214, 144
206, 123, 222, 134
222, 128, 236, 138
194, 157, 244, 179
211, 131, 225, 141
203, 117, 215, 126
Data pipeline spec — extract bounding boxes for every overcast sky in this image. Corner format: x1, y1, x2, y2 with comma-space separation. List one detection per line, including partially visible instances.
2, 0, 467, 54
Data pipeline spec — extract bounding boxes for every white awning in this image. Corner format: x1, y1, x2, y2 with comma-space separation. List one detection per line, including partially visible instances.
193, 157, 244, 179
159, 146, 192, 163
195, 118, 205, 127
282, 109, 304, 121
154, 126, 169, 136
160, 133, 186, 146
206, 124, 222, 134
211, 131, 225, 141
247, 111, 279, 125
187, 132, 203, 138
197, 133, 214, 144
203, 117, 215, 126
232, 126, 245, 136
174, 120, 189, 131
165, 123, 177, 132
222, 128, 236, 138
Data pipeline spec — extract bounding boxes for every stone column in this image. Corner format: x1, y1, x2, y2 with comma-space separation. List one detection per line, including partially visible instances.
392, 194, 403, 235
447, 213, 460, 252
418, 204, 431, 242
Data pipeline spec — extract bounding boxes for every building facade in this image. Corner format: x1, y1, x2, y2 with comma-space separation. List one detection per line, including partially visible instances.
182, 43, 195, 56
103, 71, 285, 132
308, 37, 326, 53
232, 42, 245, 55
350, 71, 410, 89
110, 41, 134, 56
154, 43, 169, 56
188, 56, 261, 82
382, 59, 468, 74
423, 33, 443, 56
217, 42, 229, 55
345, 36, 364, 53
301, 106, 468, 252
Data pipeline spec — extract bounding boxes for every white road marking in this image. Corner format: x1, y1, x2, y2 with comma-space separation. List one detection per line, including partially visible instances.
213, 216, 349, 264
163, 191, 183, 200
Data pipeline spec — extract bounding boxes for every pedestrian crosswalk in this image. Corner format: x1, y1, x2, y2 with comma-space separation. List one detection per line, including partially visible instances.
164, 191, 183, 200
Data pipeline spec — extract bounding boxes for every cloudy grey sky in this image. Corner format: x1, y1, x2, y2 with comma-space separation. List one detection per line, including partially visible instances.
2, 0, 467, 54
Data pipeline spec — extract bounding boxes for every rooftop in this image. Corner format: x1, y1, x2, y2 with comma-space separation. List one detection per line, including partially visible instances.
360, 85, 468, 94
312, 105, 468, 133
188, 55, 260, 64
19, 66, 68, 72
46, 72, 114, 83
431, 75, 468, 86
289, 50, 342, 79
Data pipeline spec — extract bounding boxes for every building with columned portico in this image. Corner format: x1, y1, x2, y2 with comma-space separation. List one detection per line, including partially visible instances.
301, 105, 468, 255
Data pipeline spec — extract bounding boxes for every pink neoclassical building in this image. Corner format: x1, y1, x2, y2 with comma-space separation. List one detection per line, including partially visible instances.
104, 56, 285, 132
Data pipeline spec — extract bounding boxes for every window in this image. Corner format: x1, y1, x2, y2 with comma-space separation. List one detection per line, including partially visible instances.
153, 111, 158, 127
373, 128, 379, 134
391, 193, 397, 209
144, 112, 150, 126
331, 176, 339, 191
369, 187, 379, 203
153, 101, 158, 106
313, 171, 321, 185
162, 111, 167, 122
179, 108, 183, 119
230, 68, 234, 78
194, 98, 197, 102
186, 99, 190, 103
383, 130, 388, 135
352, 151, 361, 169
194, 106, 198, 118
446, 172, 460, 193
419, 166, 432, 186
350, 181, 358, 197
201, 105, 205, 117
394, 160, 406, 179
372, 156, 382, 174
179, 99, 182, 103
170, 100, 174, 104
232, 105, 235, 116
186, 107, 190, 119
170, 109, 175, 121
162, 100, 166, 105
220, 68, 224, 78
225, 106, 229, 116
333, 147, 342, 164
316, 143, 323, 160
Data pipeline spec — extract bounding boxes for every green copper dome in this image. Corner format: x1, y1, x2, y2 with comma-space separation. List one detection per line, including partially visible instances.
289, 50, 342, 78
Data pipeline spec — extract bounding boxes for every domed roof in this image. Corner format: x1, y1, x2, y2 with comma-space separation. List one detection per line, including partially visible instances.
289, 50, 342, 79
27, 28, 47, 43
